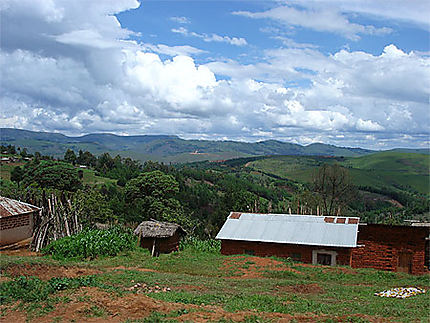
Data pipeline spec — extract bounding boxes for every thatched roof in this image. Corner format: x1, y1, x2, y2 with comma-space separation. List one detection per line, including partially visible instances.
134, 220, 186, 238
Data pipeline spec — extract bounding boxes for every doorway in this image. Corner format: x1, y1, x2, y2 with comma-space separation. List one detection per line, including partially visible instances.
397, 252, 412, 274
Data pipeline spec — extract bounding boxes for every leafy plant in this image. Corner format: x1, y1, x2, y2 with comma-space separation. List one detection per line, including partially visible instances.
179, 236, 221, 253
0, 275, 99, 304
42, 226, 137, 260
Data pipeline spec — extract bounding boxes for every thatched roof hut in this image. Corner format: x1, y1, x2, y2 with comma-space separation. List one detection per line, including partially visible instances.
134, 220, 186, 256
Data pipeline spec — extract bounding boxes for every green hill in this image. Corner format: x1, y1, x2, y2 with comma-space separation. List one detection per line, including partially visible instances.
1, 128, 374, 163
247, 152, 430, 195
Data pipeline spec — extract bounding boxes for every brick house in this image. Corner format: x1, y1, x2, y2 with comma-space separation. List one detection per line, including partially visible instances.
216, 212, 360, 267
0, 196, 40, 246
216, 212, 429, 274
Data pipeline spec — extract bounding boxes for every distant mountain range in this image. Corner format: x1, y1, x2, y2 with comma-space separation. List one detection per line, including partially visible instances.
1, 128, 428, 163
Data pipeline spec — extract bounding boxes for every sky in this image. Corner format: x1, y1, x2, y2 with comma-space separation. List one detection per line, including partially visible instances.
0, 0, 429, 149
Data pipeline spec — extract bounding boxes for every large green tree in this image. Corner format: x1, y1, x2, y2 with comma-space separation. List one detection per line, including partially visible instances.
10, 166, 25, 186
22, 160, 82, 192
125, 170, 193, 229
64, 149, 77, 165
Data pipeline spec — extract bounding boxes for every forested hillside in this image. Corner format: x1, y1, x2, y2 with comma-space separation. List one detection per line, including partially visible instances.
1, 145, 428, 239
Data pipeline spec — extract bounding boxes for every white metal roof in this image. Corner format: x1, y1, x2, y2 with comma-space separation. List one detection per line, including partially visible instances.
216, 213, 359, 247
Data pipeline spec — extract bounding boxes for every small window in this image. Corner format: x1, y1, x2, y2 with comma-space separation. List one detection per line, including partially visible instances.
292, 253, 301, 261
317, 253, 332, 266
244, 249, 255, 255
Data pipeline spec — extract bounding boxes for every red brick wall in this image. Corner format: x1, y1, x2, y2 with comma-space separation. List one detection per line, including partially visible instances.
221, 240, 352, 266
0, 213, 31, 230
0, 212, 34, 245
351, 225, 429, 275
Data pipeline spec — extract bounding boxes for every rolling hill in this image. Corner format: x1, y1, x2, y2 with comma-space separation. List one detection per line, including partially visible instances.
245, 152, 430, 195
0, 128, 376, 163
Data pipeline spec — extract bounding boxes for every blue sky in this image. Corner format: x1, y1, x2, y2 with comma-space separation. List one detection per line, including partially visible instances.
1, 0, 429, 149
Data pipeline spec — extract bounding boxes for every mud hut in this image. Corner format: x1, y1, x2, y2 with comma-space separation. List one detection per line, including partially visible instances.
134, 220, 186, 256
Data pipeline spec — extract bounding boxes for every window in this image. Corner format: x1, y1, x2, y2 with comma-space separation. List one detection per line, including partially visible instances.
312, 249, 337, 266
244, 249, 255, 255
317, 253, 332, 265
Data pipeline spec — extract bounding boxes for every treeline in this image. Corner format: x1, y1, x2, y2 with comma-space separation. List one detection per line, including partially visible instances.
1, 144, 52, 160
2, 147, 428, 238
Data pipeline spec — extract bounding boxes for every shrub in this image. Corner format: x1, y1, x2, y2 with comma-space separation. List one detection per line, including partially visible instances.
42, 226, 137, 260
0, 275, 99, 304
179, 236, 221, 253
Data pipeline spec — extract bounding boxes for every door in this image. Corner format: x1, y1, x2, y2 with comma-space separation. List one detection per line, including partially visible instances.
397, 252, 412, 274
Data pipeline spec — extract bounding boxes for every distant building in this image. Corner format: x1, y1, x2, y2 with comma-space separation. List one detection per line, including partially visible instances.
134, 220, 186, 256
0, 196, 40, 246
216, 212, 429, 275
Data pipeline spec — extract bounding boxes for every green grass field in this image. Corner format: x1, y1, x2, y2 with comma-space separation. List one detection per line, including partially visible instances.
1, 248, 429, 322
247, 152, 430, 195
81, 168, 117, 186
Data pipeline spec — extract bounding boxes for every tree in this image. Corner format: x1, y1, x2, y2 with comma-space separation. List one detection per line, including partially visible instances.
64, 149, 77, 165
72, 188, 116, 226
10, 166, 24, 186
77, 150, 97, 167
22, 160, 82, 192
312, 164, 355, 216
124, 170, 189, 226
20, 148, 29, 158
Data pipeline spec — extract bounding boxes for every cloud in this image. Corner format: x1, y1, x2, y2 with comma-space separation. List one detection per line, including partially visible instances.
233, 4, 392, 40
170, 16, 190, 24
289, 0, 430, 29
141, 43, 207, 56
171, 27, 247, 46
0, 0, 428, 149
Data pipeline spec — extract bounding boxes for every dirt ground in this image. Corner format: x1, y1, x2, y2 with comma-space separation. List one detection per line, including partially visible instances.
0, 254, 392, 322
3, 263, 102, 280
275, 283, 324, 294
1, 285, 391, 323
222, 256, 302, 278
0, 248, 39, 257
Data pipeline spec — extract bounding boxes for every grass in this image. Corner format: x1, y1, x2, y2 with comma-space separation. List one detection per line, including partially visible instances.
81, 168, 117, 186
248, 152, 430, 195
1, 247, 429, 322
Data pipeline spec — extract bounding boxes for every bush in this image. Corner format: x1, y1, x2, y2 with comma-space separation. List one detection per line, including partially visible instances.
179, 236, 221, 253
0, 275, 99, 303
42, 227, 137, 260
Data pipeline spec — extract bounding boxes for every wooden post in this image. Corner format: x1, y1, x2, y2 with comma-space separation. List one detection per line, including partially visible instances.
151, 239, 156, 257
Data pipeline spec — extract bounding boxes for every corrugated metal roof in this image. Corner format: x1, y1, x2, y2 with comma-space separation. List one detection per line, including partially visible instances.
0, 196, 40, 218
216, 213, 359, 247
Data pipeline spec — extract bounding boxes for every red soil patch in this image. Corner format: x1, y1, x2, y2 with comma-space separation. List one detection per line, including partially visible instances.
0, 287, 263, 323
222, 256, 302, 278
109, 266, 157, 273
0, 286, 394, 323
3, 263, 101, 280
0, 248, 39, 257
175, 284, 207, 292
276, 283, 324, 294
